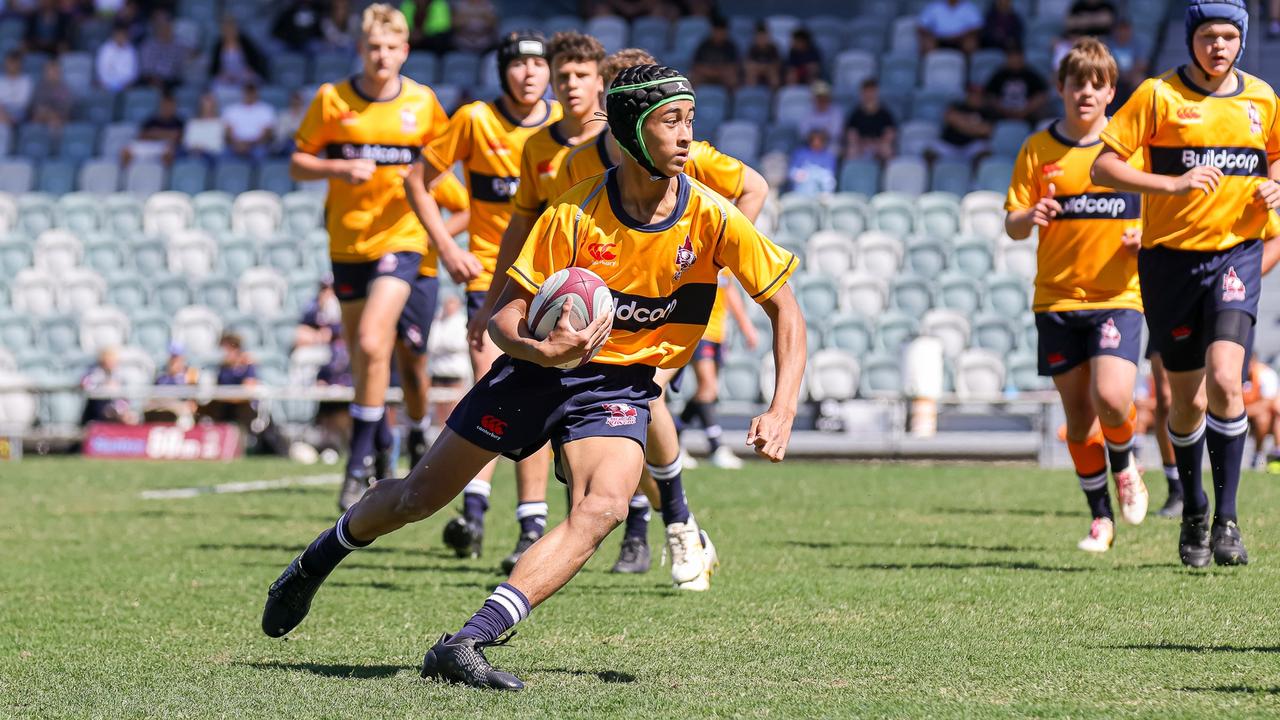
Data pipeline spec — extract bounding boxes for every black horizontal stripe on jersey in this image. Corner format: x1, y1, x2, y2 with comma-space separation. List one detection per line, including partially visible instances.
1053, 192, 1141, 220
325, 143, 420, 165
609, 283, 718, 332
470, 171, 520, 202
1149, 146, 1267, 177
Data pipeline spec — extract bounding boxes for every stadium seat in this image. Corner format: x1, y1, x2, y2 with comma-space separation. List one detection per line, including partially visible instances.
631, 15, 670, 54
105, 194, 144, 235
168, 157, 209, 195
99, 122, 139, 160
33, 229, 83, 273
74, 89, 115, 126
844, 17, 886, 54
954, 349, 1006, 400
760, 351, 810, 403
106, 277, 148, 310
282, 192, 324, 235
18, 193, 57, 236
310, 52, 354, 83
79, 305, 130, 355
991, 120, 1031, 159
0, 193, 16, 232
795, 275, 840, 317
896, 120, 939, 158
271, 52, 308, 87
916, 192, 961, 238
870, 193, 915, 237
952, 236, 995, 277
112, 345, 155, 388
59, 51, 95, 96
258, 159, 294, 196
56, 192, 102, 234
83, 236, 129, 276
237, 267, 289, 317
985, 274, 1030, 315
0, 310, 37, 351
890, 274, 934, 316
212, 159, 254, 195
143, 192, 194, 238
808, 349, 859, 401
232, 191, 283, 241
0, 347, 14, 373
806, 231, 857, 277
15, 123, 53, 160
890, 14, 918, 53
920, 309, 971, 358
859, 351, 903, 398
773, 85, 813, 129
123, 161, 166, 196
970, 313, 1019, 355
929, 160, 971, 196
585, 15, 628, 53
719, 357, 761, 402
12, 269, 57, 317
968, 48, 1005, 86
78, 160, 120, 194
731, 85, 771, 126
195, 276, 238, 315
433, 83, 462, 114
130, 310, 171, 359
216, 237, 258, 277
778, 194, 823, 239
824, 193, 869, 236
56, 268, 106, 313
42, 313, 80, 355
1007, 352, 1050, 392
0, 159, 35, 194
118, 85, 160, 124
268, 316, 297, 353
935, 274, 983, 314
883, 157, 927, 195
974, 157, 1015, 194
0, 238, 27, 277
131, 238, 168, 276
171, 305, 223, 358
960, 191, 1006, 239
834, 50, 876, 93
671, 15, 710, 57
922, 49, 965, 90
193, 191, 234, 233
715, 120, 761, 166
838, 159, 880, 196
402, 52, 438, 84
854, 230, 903, 275
151, 274, 194, 314
441, 51, 480, 86
839, 272, 889, 316
0, 372, 38, 429
824, 314, 873, 355
166, 229, 218, 278
261, 237, 304, 274
286, 277, 318, 315
37, 159, 78, 196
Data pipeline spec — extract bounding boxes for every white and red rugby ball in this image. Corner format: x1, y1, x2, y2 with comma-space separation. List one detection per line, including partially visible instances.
527, 267, 615, 369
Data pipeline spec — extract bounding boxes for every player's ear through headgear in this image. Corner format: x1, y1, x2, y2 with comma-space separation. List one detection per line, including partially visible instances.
604, 64, 695, 179
497, 31, 548, 101
1184, 0, 1248, 73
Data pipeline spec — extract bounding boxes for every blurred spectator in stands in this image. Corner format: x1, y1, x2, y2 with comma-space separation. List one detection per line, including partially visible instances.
156, 343, 199, 386
1272, 0, 1280, 38
215, 332, 258, 387
1243, 357, 1280, 469
111, 0, 148, 43
273, 0, 325, 53
784, 28, 823, 85
980, 0, 1024, 50
222, 83, 276, 161
123, 92, 183, 166
0, 51, 33, 124
147, 342, 198, 422
844, 78, 896, 163
585, 0, 650, 21
96, 21, 138, 91
199, 332, 287, 455
29, 59, 74, 131
428, 293, 470, 424
25, 0, 73, 55
1063, 0, 1116, 39
211, 15, 267, 96
94, 0, 126, 14
983, 44, 1047, 123
296, 275, 343, 350
274, 90, 306, 154
788, 129, 838, 196
1107, 19, 1149, 103
692, 16, 740, 88
402, 0, 453, 52
796, 80, 844, 154
183, 92, 226, 157
743, 21, 781, 90
452, 0, 498, 54
320, 0, 358, 52
917, 0, 982, 56
928, 83, 993, 161
138, 9, 190, 89
80, 347, 136, 425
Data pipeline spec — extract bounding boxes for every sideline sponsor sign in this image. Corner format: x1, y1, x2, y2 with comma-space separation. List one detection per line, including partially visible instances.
83, 423, 243, 461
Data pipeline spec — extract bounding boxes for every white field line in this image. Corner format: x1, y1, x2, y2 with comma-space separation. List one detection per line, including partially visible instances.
140, 474, 341, 500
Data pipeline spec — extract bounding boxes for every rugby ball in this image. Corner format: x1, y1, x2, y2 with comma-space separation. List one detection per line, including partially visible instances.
527, 267, 614, 369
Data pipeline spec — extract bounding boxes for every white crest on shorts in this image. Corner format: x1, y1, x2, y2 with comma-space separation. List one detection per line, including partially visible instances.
1098, 318, 1122, 349
378, 254, 399, 273
1222, 267, 1246, 302
602, 403, 638, 426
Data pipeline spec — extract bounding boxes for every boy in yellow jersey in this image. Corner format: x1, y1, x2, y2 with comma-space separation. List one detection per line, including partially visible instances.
1006, 38, 1149, 553
290, 4, 451, 511
262, 64, 806, 690
1092, 0, 1280, 567
403, 31, 561, 562
394, 173, 469, 470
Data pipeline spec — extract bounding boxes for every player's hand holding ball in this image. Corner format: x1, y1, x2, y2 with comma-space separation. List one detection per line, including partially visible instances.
1032, 183, 1063, 227
338, 159, 376, 185
1255, 179, 1280, 210
527, 268, 614, 369
1172, 165, 1222, 195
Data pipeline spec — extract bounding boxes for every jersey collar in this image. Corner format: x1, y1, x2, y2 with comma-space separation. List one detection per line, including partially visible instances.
1177, 65, 1245, 98
605, 168, 689, 233
349, 74, 404, 103
1047, 120, 1103, 148
495, 96, 552, 127
597, 130, 615, 170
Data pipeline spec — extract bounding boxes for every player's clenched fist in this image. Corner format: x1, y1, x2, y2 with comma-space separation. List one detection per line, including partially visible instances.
1031, 182, 1063, 227
338, 159, 376, 185
1256, 179, 1280, 210
1172, 165, 1222, 195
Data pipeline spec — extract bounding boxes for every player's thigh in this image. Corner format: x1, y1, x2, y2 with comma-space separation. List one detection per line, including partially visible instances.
644, 391, 681, 464
560, 436, 646, 519
1164, 367, 1208, 415
1052, 362, 1095, 426
393, 341, 428, 394
339, 299, 365, 355
359, 276, 413, 348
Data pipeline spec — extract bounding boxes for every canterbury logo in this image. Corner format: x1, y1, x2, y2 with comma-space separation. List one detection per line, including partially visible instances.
587, 243, 617, 262
479, 415, 507, 436
1176, 107, 1201, 120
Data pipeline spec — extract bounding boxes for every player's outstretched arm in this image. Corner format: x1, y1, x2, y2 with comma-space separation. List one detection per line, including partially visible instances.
467, 210, 538, 349
733, 165, 769, 224
723, 280, 759, 350
749, 283, 805, 463
1091, 148, 1223, 196
488, 282, 611, 368
405, 160, 482, 283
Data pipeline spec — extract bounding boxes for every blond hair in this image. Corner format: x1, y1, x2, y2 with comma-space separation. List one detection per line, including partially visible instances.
362, 3, 409, 39
1057, 37, 1118, 89
602, 48, 658, 85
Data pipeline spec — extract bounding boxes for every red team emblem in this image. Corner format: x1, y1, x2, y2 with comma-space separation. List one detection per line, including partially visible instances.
1047, 352, 1067, 367
479, 415, 507, 437
1222, 267, 1246, 302
1172, 325, 1192, 341
587, 243, 617, 262
1098, 318, 1122, 349
601, 403, 638, 427
673, 237, 696, 281
537, 159, 555, 177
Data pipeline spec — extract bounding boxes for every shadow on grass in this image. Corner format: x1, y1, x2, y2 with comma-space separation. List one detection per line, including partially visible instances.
783, 540, 1046, 553
242, 661, 410, 679
534, 668, 637, 684
236, 561, 499, 575
836, 561, 1091, 573
1181, 685, 1280, 694
329, 581, 410, 592
1108, 643, 1280, 653
929, 507, 1079, 519
198, 542, 397, 554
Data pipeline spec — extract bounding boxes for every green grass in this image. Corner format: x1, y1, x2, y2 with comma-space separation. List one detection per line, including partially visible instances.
4, 458, 1280, 718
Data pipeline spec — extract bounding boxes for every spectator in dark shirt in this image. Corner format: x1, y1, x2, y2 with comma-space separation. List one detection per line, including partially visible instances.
25, 0, 73, 55
743, 21, 782, 90
296, 276, 343, 350
1064, 0, 1117, 39
784, 28, 823, 86
980, 0, 1024, 50
156, 343, 198, 386
138, 9, 191, 89
984, 45, 1047, 122
273, 0, 325, 52
692, 16, 740, 87
844, 79, 897, 162
211, 15, 268, 95
122, 93, 184, 165
928, 83, 994, 161
147, 342, 199, 422
216, 332, 258, 387
29, 59, 74, 132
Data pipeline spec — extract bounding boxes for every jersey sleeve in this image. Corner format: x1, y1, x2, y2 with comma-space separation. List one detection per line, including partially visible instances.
1267, 92, 1280, 164
422, 104, 473, 173
1100, 78, 1158, 159
294, 84, 333, 155
512, 141, 544, 216
507, 206, 576, 294
417, 87, 450, 146
688, 141, 746, 200
430, 172, 470, 214
714, 202, 798, 303
1004, 140, 1037, 212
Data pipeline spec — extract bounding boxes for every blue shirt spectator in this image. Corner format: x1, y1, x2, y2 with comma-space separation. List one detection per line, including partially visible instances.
788, 129, 839, 196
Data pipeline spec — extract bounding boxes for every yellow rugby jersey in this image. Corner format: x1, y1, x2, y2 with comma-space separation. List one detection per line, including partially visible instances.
509, 170, 797, 369
1006, 123, 1144, 312
422, 98, 562, 292
1100, 67, 1280, 252
295, 76, 448, 263
547, 135, 747, 205
703, 270, 731, 344
415, 172, 470, 277
512, 122, 579, 216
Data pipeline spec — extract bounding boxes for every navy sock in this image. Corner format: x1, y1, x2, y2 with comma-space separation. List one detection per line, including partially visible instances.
298, 512, 372, 576
455, 582, 530, 644
516, 501, 548, 537
374, 412, 394, 452
1164, 464, 1182, 499
1169, 420, 1208, 518
1079, 470, 1113, 520
648, 458, 690, 526
1104, 438, 1132, 477
1206, 411, 1248, 523
462, 479, 490, 526
347, 404, 383, 476
623, 494, 651, 541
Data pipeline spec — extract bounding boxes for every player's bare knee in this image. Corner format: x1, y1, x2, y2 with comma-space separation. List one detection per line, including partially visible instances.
1207, 364, 1243, 403
573, 493, 628, 537
358, 330, 392, 362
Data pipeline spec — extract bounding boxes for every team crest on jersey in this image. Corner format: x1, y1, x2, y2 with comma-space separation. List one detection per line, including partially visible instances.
1247, 101, 1263, 135
602, 403, 638, 427
587, 242, 617, 266
1098, 318, 1122, 349
1041, 162, 1064, 179
340, 110, 359, 125
400, 107, 418, 133
377, 254, 399, 273
537, 159, 555, 177
1222, 267, 1246, 302
1175, 105, 1203, 124
487, 138, 511, 156
673, 237, 696, 281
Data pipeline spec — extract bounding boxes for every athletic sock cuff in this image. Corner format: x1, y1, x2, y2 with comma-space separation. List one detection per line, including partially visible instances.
335, 512, 373, 549
1206, 411, 1249, 437
515, 501, 548, 519
629, 493, 651, 509
1169, 420, 1206, 447
349, 404, 385, 422
646, 457, 682, 480
492, 582, 531, 623
407, 415, 430, 431
1078, 471, 1108, 491
463, 479, 491, 497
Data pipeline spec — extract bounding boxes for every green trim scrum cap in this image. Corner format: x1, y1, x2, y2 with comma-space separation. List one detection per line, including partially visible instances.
605, 64, 695, 179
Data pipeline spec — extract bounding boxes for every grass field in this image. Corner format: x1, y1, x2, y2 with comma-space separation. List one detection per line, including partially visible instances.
5, 457, 1280, 718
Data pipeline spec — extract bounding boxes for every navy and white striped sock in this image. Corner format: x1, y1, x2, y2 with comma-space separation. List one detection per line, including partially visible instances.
623, 493, 651, 541
299, 511, 372, 576
1205, 411, 1248, 523
455, 582, 531, 644
1169, 419, 1208, 517
1079, 470, 1113, 520
647, 457, 690, 526
516, 501, 548, 537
